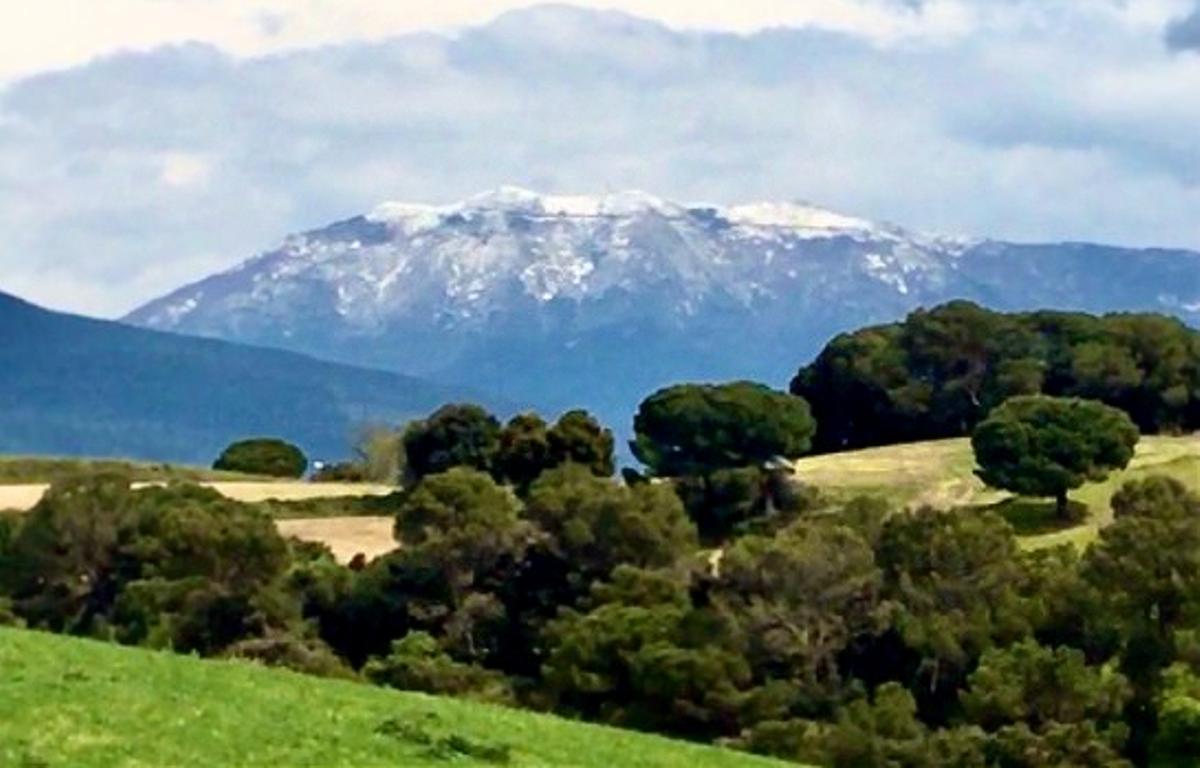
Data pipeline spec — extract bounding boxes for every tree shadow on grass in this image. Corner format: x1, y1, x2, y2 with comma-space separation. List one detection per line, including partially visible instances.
967, 497, 1089, 537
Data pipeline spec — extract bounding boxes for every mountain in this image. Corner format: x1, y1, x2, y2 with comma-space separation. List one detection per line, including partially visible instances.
0, 291, 500, 464
126, 187, 1200, 430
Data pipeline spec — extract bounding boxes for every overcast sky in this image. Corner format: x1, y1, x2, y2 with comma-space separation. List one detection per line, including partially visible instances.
2, 0, 1200, 316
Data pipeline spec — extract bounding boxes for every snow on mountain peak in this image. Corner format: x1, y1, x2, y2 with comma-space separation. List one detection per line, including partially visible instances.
366, 187, 868, 234
724, 201, 876, 233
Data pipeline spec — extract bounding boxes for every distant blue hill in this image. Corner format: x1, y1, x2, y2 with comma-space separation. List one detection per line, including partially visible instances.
0, 291, 503, 464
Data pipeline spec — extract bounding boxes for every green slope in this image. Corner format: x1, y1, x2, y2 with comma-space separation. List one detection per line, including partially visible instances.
0, 628, 786, 768
794, 434, 1200, 549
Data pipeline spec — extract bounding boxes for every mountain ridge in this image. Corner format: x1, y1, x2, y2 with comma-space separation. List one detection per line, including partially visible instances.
124, 187, 1200, 429
0, 290, 506, 463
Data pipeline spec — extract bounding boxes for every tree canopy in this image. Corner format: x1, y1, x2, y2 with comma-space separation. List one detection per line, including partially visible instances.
213, 438, 308, 478
972, 395, 1140, 517
792, 301, 1200, 452
631, 381, 816, 477
403, 404, 501, 480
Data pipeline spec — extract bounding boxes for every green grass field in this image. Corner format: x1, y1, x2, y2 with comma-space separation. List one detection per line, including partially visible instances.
794, 434, 1200, 549
0, 628, 787, 768
0, 456, 257, 485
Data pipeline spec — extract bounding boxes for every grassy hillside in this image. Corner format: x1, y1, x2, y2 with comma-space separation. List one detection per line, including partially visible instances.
795, 434, 1200, 548
0, 628, 786, 768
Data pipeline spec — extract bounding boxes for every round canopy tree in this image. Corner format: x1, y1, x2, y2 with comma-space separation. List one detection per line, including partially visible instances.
213, 438, 308, 478
631, 381, 816, 477
403, 404, 501, 480
971, 395, 1139, 518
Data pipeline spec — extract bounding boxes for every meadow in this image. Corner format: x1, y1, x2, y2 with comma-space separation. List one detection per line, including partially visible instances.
793, 434, 1200, 548
0, 627, 788, 768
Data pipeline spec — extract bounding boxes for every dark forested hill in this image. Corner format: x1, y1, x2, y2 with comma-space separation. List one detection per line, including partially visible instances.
0, 291, 499, 463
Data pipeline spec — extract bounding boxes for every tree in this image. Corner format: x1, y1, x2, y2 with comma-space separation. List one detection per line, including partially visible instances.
875, 508, 1032, 722
352, 424, 406, 484
548, 409, 615, 477
493, 412, 552, 491
712, 521, 882, 701
392, 468, 531, 661
962, 641, 1130, 733
213, 437, 308, 478
524, 464, 697, 581
494, 410, 616, 492
791, 303, 1200, 453
403, 404, 501, 480
1082, 478, 1200, 760
971, 395, 1139, 519
632, 381, 815, 478
1, 472, 135, 631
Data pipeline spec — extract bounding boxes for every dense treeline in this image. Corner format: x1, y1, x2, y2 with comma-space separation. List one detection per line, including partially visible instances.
792, 301, 1200, 452
2, 304, 1200, 766
4, 459, 1199, 766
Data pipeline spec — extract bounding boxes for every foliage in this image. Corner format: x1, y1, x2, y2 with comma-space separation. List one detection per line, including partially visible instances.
403, 404, 501, 480
494, 410, 616, 492
214, 437, 309, 478
792, 301, 1200, 452
2, 474, 301, 656
632, 382, 816, 478
962, 641, 1130, 733
365, 631, 515, 704
972, 395, 1139, 517
874, 508, 1032, 721
494, 412, 553, 491
353, 423, 406, 483
547, 409, 616, 478
524, 464, 697, 580
712, 522, 882, 702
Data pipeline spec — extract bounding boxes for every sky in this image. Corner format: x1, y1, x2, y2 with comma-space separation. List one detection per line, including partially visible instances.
1, 0, 1199, 316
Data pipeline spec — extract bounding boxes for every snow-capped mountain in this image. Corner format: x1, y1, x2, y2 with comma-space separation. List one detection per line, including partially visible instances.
126, 187, 1200, 428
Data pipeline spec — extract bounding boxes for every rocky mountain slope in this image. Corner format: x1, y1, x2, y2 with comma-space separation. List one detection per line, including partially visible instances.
126, 187, 1200, 427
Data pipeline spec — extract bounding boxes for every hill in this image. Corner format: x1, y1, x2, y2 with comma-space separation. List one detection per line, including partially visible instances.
126, 187, 1200, 431
0, 628, 786, 768
794, 434, 1200, 548
0, 290, 505, 464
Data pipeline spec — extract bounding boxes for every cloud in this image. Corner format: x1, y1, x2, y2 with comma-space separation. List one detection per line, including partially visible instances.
1167, 3, 1200, 49
0, 3, 1198, 317
159, 152, 212, 188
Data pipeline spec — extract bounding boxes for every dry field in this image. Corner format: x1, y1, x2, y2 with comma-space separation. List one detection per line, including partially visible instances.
0, 480, 396, 563
275, 516, 397, 563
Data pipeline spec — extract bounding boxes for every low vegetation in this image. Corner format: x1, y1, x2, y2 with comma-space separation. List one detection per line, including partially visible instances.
0, 455, 256, 485
0, 627, 786, 768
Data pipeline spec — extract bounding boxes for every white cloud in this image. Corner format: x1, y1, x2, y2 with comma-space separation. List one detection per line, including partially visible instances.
0, 0, 984, 82
159, 152, 212, 188
0, 2, 1197, 317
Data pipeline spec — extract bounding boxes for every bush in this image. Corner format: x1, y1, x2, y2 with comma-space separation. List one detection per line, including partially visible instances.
214, 438, 308, 478
365, 632, 514, 704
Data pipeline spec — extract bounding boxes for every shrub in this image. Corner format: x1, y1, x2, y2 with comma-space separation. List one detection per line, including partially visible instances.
213, 438, 308, 478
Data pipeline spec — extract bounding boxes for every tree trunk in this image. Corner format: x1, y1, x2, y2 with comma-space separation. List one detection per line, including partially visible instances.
1056, 490, 1069, 520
